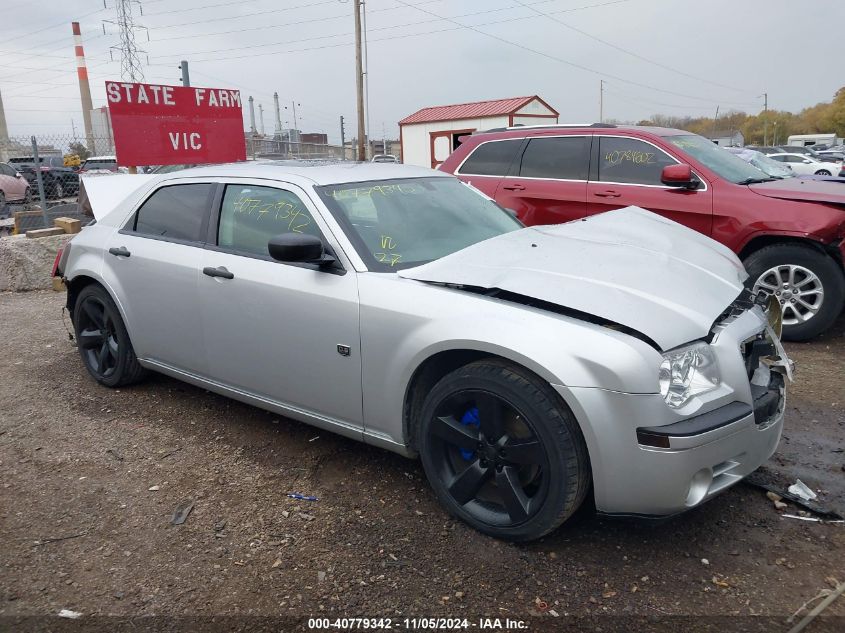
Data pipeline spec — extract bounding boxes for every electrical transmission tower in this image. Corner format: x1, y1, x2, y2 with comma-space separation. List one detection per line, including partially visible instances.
105, 0, 148, 82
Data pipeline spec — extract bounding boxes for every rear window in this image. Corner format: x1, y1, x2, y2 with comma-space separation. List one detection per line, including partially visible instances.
457, 139, 522, 176
131, 183, 214, 243
518, 136, 589, 180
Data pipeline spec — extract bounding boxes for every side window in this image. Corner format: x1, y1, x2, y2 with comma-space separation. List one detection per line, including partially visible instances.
133, 183, 213, 242
458, 139, 522, 176
0, 164, 12, 176
597, 137, 677, 185
218, 184, 321, 258
519, 136, 589, 180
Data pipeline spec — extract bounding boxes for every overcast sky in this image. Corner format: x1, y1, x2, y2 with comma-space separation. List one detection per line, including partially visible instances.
1, 0, 843, 144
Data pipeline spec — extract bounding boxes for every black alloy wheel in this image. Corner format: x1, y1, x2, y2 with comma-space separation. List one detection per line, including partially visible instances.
418, 360, 590, 541
76, 293, 120, 379
72, 285, 147, 387
428, 389, 550, 527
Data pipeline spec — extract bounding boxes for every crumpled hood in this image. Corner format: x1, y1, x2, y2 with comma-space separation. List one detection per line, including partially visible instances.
749, 178, 845, 205
399, 207, 747, 351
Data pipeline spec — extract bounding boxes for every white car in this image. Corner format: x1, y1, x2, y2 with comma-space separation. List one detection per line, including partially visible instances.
768, 152, 843, 176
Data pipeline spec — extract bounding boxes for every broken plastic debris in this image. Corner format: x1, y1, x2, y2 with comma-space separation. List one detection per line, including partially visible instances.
58, 609, 82, 619
787, 480, 817, 502
170, 499, 195, 525
286, 493, 318, 501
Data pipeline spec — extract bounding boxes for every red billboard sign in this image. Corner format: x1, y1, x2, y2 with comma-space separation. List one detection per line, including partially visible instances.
105, 81, 246, 166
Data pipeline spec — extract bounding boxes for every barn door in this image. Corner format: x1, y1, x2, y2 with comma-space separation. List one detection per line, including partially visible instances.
429, 129, 476, 169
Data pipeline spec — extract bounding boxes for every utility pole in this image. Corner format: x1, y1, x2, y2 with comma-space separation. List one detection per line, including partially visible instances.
179, 60, 190, 86
711, 105, 720, 140
353, 0, 366, 161
599, 80, 604, 123
339, 115, 346, 160
762, 92, 768, 146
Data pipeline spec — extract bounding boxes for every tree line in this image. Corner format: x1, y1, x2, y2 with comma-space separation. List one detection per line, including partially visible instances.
624, 87, 845, 145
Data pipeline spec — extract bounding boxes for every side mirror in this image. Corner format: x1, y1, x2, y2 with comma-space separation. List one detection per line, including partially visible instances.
661, 164, 700, 189
268, 233, 335, 266
15, 172, 22, 178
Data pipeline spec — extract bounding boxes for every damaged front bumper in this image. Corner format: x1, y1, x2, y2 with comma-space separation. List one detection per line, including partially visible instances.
556, 306, 792, 517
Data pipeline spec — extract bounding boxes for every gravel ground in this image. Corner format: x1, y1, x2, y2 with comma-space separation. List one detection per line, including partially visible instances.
1, 290, 843, 633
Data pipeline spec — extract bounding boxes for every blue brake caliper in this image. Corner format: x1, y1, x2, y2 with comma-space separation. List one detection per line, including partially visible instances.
459, 406, 480, 461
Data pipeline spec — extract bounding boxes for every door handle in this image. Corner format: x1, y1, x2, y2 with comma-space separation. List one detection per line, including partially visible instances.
501, 183, 525, 191
108, 246, 131, 257
203, 266, 234, 280
593, 190, 621, 198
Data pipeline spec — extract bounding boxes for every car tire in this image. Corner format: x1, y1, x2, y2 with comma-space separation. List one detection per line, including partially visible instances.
72, 284, 147, 387
416, 358, 590, 541
744, 243, 845, 341
814, 169, 832, 176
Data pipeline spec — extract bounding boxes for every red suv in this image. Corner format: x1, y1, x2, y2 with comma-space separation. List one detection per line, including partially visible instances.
441, 124, 845, 340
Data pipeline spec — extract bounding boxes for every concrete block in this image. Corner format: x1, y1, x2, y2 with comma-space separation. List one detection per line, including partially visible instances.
0, 233, 72, 291
54, 217, 82, 234
13, 210, 44, 234
26, 227, 65, 239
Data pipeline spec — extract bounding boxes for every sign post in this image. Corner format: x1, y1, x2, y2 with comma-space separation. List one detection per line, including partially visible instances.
105, 81, 246, 167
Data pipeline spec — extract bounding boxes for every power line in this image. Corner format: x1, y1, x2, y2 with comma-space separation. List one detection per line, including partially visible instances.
0, 7, 104, 45
511, 0, 751, 93
390, 0, 757, 107
148, 0, 638, 64
151, 0, 340, 30
150, 0, 445, 42
142, 0, 264, 17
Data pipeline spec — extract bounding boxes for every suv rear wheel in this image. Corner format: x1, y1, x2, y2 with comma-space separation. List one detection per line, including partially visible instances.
745, 243, 845, 341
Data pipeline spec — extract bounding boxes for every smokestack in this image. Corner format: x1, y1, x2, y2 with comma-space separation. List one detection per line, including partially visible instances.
248, 96, 256, 135
273, 92, 282, 135
0, 89, 8, 162
72, 22, 95, 152
258, 103, 265, 136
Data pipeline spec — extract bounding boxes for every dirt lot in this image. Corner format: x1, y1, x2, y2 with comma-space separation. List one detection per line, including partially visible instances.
1, 291, 843, 632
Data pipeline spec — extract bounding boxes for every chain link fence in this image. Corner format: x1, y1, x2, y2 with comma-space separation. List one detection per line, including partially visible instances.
1, 132, 347, 236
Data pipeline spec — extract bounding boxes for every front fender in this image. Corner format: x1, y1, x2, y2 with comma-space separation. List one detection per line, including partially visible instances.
358, 275, 662, 449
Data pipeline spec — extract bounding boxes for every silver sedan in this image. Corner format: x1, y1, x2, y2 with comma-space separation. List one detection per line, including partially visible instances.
56, 161, 792, 541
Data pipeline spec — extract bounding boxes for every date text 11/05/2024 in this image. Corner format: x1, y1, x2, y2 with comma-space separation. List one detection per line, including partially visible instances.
307, 617, 529, 630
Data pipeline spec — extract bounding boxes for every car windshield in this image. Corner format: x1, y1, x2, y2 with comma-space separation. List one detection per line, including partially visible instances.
665, 134, 771, 184
317, 177, 522, 272
748, 152, 794, 178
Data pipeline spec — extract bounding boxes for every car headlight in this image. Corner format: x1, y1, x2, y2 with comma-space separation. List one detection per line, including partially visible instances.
659, 341, 720, 408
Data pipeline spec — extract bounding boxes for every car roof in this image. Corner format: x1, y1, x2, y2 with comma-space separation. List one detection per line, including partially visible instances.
159, 160, 446, 186
84, 156, 117, 161
469, 123, 690, 140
